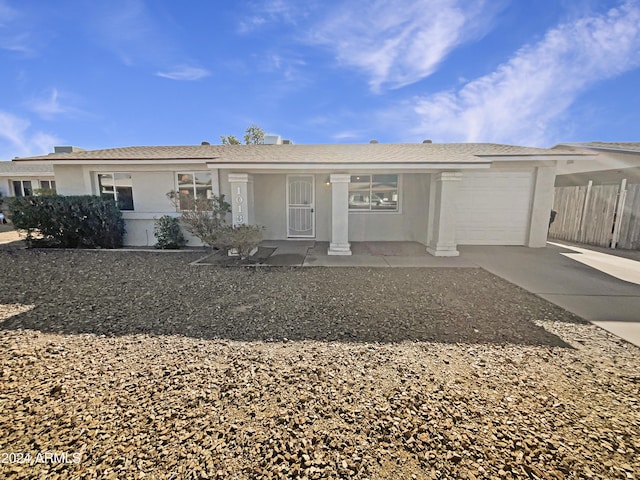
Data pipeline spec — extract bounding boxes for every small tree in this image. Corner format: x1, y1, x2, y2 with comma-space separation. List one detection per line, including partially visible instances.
220, 124, 265, 145
167, 190, 231, 247
244, 124, 265, 145
167, 190, 264, 259
220, 134, 241, 145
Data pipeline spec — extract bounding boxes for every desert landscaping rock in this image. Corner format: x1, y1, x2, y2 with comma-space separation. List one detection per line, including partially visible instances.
0, 249, 639, 479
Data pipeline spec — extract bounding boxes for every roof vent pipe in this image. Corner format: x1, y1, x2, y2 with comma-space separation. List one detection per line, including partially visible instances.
370, 140, 379, 144
423, 139, 432, 144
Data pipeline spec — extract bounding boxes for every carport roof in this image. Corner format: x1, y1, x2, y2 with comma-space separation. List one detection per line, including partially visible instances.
13, 142, 586, 165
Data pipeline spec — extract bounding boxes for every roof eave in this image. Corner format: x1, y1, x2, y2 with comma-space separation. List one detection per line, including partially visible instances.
207, 162, 492, 170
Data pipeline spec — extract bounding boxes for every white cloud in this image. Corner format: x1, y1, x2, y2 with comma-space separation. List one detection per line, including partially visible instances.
332, 130, 362, 140
0, 1, 34, 54
0, 110, 60, 159
401, 1, 640, 146
0, 0, 17, 26
308, 0, 500, 92
237, 0, 315, 33
26, 88, 84, 120
155, 66, 210, 81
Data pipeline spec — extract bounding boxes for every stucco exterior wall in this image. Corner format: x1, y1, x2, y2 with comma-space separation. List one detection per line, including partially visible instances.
54, 163, 215, 246
54, 165, 91, 195
247, 173, 333, 241
348, 173, 430, 243
253, 174, 286, 240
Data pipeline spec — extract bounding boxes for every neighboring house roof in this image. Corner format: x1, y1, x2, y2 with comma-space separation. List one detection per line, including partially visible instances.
0, 161, 54, 177
555, 142, 640, 153
13, 143, 586, 166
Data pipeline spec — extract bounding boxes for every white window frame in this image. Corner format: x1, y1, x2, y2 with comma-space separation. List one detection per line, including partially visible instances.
96, 172, 135, 211
348, 173, 401, 213
175, 171, 214, 210
12, 180, 33, 197
39, 180, 56, 191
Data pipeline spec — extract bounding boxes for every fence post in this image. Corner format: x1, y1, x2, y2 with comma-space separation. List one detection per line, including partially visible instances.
610, 178, 627, 249
578, 180, 592, 243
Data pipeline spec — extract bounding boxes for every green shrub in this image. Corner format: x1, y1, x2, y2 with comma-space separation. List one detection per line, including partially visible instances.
214, 224, 264, 259
9, 195, 125, 248
153, 215, 186, 249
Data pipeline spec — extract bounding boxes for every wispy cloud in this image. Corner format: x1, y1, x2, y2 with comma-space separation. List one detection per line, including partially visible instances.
155, 66, 210, 81
91, 1, 211, 80
332, 130, 363, 141
261, 52, 307, 83
308, 0, 501, 92
395, 1, 640, 146
0, 1, 35, 54
91, 0, 157, 66
0, 0, 17, 26
237, 0, 316, 33
0, 110, 60, 159
26, 88, 85, 120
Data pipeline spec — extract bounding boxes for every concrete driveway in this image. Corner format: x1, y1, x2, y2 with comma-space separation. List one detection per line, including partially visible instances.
461, 243, 640, 348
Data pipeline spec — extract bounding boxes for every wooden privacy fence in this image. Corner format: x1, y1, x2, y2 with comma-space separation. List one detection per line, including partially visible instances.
550, 181, 640, 250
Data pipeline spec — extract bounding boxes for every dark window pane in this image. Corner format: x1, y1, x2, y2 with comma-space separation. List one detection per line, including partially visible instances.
116, 187, 134, 210
22, 181, 33, 196
349, 175, 371, 210
114, 173, 134, 210
371, 175, 398, 211
13, 181, 23, 196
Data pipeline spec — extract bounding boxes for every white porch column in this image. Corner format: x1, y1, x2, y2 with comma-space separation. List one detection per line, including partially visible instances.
228, 173, 253, 226
527, 165, 556, 247
328, 173, 352, 255
427, 171, 462, 257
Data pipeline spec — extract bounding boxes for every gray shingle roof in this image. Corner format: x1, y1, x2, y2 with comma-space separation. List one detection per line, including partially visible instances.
13, 143, 583, 165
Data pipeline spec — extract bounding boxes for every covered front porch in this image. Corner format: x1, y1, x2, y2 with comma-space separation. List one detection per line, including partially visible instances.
219, 169, 469, 258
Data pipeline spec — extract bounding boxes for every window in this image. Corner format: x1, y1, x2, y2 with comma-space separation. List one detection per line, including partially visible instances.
349, 174, 399, 211
176, 172, 212, 210
97, 173, 134, 210
13, 180, 33, 197
39, 180, 56, 192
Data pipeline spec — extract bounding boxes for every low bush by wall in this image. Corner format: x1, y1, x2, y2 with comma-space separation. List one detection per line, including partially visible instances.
9, 195, 125, 248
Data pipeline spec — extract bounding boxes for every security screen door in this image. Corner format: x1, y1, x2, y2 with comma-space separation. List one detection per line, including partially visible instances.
287, 175, 315, 237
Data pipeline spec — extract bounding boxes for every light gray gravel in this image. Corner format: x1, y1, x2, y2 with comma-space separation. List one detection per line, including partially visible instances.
0, 249, 639, 479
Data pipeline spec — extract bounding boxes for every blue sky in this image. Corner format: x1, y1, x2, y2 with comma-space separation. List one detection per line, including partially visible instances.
1, 0, 639, 159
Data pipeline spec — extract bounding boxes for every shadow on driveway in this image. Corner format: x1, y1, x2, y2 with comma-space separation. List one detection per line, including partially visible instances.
0, 250, 584, 347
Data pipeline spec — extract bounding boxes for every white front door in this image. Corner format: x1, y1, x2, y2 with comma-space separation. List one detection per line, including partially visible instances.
287, 175, 315, 237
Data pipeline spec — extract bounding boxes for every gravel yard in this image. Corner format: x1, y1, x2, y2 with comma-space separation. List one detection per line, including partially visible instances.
0, 249, 639, 479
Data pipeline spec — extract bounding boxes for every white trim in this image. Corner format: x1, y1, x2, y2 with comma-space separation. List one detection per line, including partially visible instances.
210, 162, 491, 170
286, 174, 315, 238
41, 159, 212, 166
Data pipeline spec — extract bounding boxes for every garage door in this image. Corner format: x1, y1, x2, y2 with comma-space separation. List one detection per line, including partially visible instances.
456, 170, 534, 245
